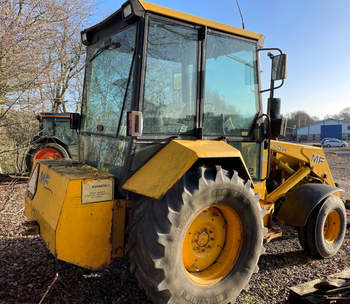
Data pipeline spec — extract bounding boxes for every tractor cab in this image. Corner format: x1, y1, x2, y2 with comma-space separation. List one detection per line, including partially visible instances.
78, 0, 286, 188
36, 113, 77, 147
25, 113, 79, 171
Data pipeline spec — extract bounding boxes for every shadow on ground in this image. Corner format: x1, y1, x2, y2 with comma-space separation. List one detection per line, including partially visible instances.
0, 236, 150, 304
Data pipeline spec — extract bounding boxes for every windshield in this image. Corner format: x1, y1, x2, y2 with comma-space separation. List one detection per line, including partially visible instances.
203, 33, 259, 136
82, 25, 137, 135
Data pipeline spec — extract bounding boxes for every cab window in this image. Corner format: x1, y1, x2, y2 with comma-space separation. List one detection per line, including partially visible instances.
143, 18, 198, 135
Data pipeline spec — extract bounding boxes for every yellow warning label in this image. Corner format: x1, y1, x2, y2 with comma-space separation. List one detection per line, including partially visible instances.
81, 179, 113, 204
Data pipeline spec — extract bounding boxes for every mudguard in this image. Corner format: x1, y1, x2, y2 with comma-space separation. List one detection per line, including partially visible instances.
31, 136, 70, 157
122, 140, 251, 199
277, 184, 343, 227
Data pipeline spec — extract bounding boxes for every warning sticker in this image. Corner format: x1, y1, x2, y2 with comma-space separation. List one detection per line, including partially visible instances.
81, 179, 113, 204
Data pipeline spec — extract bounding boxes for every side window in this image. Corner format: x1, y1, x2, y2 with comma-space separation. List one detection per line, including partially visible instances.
228, 141, 261, 180
143, 19, 198, 135
55, 119, 77, 145
42, 118, 54, 136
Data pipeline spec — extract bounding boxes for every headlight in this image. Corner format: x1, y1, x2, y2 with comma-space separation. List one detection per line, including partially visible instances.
123, 3, 133, 19
81, 31, 88, 45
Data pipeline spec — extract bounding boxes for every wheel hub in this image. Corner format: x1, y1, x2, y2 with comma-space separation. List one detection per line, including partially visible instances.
323, 210, 341, 243
182, 205, 243, 286
196, 231, 209, 248
184, 207, 226, 272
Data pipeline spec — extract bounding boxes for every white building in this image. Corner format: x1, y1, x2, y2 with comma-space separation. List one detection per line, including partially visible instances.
297, 119, 350, 141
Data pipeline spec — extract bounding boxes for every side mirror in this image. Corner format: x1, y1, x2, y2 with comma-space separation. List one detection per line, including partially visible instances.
258, 48, 288, 93
70, 113, 81, 130
271, 53, 288, 81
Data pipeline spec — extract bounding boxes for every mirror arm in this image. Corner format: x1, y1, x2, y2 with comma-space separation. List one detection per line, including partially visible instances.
258, 47, 286, 94
259, 79, 284, 93
257, 47, 283, 55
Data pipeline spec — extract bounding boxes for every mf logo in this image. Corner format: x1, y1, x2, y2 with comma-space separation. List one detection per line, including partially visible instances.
311, 154, 325, 165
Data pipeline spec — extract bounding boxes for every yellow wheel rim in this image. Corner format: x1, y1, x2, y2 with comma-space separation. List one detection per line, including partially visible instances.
323, 210, 341, 243
182, 205, 243, 286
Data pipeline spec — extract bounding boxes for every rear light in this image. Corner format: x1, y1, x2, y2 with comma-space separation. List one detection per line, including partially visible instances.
27, 163, 40, 199
127, 111, 143, 136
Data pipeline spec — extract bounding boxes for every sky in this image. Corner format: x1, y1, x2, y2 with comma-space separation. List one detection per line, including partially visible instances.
89, 0, 350, 119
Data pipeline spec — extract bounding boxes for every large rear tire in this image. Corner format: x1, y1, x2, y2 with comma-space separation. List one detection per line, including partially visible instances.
127, 166, 266, 304
26, 143, 69, 172
298, 195, 346, 258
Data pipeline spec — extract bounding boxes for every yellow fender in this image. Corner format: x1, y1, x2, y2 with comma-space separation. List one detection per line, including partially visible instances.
122, 140, 251, 199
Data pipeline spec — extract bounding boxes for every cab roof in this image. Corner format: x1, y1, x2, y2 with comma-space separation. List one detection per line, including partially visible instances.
83, 0, 264, 45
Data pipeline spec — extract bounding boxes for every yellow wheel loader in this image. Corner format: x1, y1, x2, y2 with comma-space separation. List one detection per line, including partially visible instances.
24, 1, 347, 303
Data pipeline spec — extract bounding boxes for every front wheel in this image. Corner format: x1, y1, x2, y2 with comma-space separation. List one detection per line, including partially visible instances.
127, 166, 266, 304
298, 195, 346, 258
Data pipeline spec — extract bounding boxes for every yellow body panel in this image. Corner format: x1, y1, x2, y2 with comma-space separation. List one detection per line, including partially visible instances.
140, 1, 264, 44
122, 140, 247, 199
112, 200, 127, 258
270, 140, 335, 187
253, 181, 267, 200
56, 179, 113, 269
24, 160, 124, 270
252, 181, 270, 227
25, 165, 69, 253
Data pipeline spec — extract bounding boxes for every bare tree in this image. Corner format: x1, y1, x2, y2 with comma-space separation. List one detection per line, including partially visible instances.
286, 111, 316, 128
37, 0, 93, 113
0, 0, 53, 118
0, 0, 94, 173
0, 0, 93, 117
326, 107, 350, 121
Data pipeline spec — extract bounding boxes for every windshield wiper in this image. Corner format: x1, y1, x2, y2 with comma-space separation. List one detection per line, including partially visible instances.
226, 54, 254, 68
89, 41, 121, 63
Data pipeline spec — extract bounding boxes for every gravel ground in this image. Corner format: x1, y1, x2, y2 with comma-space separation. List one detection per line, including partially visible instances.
0, 151, 349, 304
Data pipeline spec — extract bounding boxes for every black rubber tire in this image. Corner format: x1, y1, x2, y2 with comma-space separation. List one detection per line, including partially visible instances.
298, 195, 346, 258
127, 165, 266, 304
25, 142, 69, 172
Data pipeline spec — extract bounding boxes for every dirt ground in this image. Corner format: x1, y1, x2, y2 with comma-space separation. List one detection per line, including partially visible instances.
0, 149, 349, 304
325, 150, 350, 201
